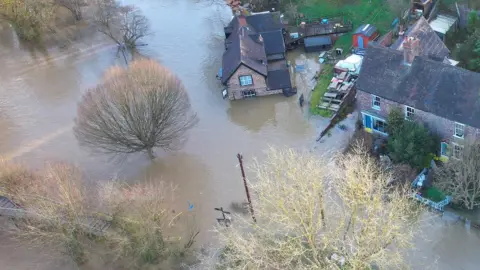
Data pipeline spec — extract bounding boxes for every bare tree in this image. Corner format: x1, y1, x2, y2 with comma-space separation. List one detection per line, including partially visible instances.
199, 145, 424, 269
55, 0, 84, 21
74, 59, 198, 159
0, 0, 56, 40
434, 142, 480, 210
94, 1, 151, 49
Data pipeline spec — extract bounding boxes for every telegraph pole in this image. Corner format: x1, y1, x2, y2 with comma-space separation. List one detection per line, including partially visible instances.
237, 153, 256, 223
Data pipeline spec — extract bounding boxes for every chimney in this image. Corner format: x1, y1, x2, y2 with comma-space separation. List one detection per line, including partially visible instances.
238, 16, 247, 26
403, 36, 420, 64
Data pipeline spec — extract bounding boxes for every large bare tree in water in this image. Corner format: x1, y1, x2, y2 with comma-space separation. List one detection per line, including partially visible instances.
94, 0, 151, 49
74, 59, 198, 158
199, 145, 425, 269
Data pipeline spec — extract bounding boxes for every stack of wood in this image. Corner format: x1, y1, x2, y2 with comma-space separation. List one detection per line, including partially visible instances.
318, 70, 357, 112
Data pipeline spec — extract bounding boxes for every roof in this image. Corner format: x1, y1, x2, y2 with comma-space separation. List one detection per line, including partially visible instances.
357, 45, 480, 129
353, 24, 378, 37
260, 30, 285, 55
391, 17, 450, 59
429, 14, 457, 35
245, 12, 283, 33
304, 36, 332, 47
222, 23, 267, 84
267, 69, 292, 90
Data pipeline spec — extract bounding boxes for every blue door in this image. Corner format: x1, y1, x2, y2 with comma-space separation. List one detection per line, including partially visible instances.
358, 35, 364, 49
364, 114, 372, 129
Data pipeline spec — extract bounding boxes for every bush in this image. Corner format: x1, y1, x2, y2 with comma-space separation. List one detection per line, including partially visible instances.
387, 120, 435, 170
386, 107, 404, 135
0, 160, 198, 268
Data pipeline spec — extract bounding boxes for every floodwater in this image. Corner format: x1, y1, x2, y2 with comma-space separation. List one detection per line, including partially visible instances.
0, 0, 479, 269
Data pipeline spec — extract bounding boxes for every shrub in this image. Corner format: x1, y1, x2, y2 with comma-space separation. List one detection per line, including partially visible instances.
387, 120, 435, 170
0, 160, 198, 268
386, 107, 404, 135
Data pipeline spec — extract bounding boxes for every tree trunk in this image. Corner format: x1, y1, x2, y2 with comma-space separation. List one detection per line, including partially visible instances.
147, 147, 155, 159
74, 9, 82, 21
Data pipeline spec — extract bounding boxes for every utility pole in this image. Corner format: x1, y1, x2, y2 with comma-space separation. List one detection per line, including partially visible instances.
237, 153, 256, 223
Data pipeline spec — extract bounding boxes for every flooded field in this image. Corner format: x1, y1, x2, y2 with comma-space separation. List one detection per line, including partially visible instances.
0, 0, 479, 269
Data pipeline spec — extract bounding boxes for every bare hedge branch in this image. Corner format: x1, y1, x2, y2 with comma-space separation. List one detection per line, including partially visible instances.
200, 144, 424, 269
0, 160, 198, 267
74, 59, 198, 158
434, 141, 480, 210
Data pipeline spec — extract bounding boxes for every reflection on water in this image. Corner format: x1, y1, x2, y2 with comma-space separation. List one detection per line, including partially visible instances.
228, 96, 279, 132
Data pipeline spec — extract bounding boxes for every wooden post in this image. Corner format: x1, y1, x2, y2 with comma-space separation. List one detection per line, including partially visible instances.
237, 153, 256, 223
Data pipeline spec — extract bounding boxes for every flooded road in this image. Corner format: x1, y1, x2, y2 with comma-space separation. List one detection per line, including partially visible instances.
0, 0, 479, 269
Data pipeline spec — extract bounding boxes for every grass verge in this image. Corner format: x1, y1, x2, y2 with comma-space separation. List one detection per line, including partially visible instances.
310, 64, 334, 117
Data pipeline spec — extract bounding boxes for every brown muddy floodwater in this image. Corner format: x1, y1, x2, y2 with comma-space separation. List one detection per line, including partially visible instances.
0, 0, 479, 269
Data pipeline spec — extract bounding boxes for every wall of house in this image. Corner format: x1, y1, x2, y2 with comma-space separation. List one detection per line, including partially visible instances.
227, 64, 280, 100
356, 90, 480, 155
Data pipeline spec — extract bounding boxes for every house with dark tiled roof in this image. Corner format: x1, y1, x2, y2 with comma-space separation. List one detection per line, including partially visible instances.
221, 13, 293, 100
391, 17, 450, 60
356, 40, 480, 160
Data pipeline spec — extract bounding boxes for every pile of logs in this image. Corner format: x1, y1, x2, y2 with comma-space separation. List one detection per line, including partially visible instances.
318, 69, 357, 112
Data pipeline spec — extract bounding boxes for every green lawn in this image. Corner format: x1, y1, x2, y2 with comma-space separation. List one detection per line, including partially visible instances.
301, 0, 396, 116
310, 65, 334, 117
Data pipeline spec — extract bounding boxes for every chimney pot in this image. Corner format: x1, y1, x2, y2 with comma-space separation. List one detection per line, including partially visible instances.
403, 36, 421, 64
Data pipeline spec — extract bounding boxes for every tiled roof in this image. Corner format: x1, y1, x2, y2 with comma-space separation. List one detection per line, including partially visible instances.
391, 17, 450, 59
222, 23, 267, 84
357, 45, 480, 128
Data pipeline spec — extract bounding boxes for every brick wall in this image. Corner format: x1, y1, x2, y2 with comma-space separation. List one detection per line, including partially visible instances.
227, 65, 283, 100
356, 90, 479, 149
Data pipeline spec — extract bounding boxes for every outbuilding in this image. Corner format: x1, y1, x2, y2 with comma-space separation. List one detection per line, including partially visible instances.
352, 24, 379, 49
303, 36, 332, 52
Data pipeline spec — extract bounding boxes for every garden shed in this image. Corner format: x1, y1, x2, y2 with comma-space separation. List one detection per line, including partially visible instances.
352, 24, 379, 49
304, 36, 332, 52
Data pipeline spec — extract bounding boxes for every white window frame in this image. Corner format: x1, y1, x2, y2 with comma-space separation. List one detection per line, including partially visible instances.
452, 143, 463, 160
239, 75, 253, 86
372, 95, 381, 110
405, 106, 415, 120
372, 118, 388, 135
454, 122, 465, 139
242, 90, 256, 98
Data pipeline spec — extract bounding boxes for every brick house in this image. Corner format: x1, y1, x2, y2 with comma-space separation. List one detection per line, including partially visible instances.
221, 13, 293, 100
356, 41, 480, 160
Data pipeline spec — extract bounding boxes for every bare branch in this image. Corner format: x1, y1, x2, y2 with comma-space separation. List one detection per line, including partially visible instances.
199, 145, 424, 269
434, 141, 480, 210
74, 59, 198, 158
55, 0, 85, 21
93, 1, 151, 49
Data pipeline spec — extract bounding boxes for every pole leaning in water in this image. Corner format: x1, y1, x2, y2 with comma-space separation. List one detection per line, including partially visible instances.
237, 153, 256, 223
